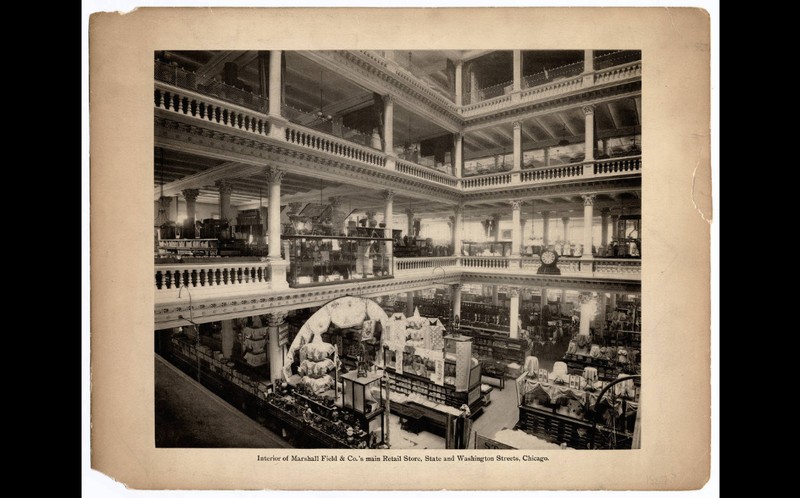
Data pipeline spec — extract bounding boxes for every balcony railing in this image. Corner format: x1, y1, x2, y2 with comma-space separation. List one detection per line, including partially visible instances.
461, 171, 512, 189
154, 59, 268, 113
155, 260, 272, 293
284, 123, 386, 168
395, 157, 458, 187
394, 256, 459, 272
462, 156, 641, 191
460, 256, 640, 280
522, 61, 584, 90
154, 82, 272, 138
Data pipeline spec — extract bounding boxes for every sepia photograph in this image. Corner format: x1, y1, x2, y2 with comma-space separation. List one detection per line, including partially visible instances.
87, 6, 713, 491
153, 48, 643, 451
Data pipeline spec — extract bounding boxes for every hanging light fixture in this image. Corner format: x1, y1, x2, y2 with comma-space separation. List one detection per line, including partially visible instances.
557, 123, 570, 147
315, 69, 333, 122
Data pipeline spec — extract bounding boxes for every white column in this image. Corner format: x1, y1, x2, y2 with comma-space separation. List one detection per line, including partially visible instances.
492, 287, 499, 306
453, 132, 463, 178
405, 208, 415, 238
268, 50, 282, 117
493, 213, 502, 242
510, 200, 522, 256
579, 293, 593, 336
221, 319, 235, 359
383, 95, 394, 155
611, 214, 620, 244
562, 216, 570, 245
455, 61, 464, 106
542, 211, 551, 246
453, 204, 463, 257
609, 292, 617, 311
583, 104, 596, 163
267, 313, 286, 383
598, 292, 608, 335
452, 283, 462, 323
584, 49, 594, 73
267, 167, 283, 259
600, 207, 611, 253
509, 287, 520, 339
216, 180, 234, 225
181, 189, 199, 238
512, 121, 522, 171
383, 190, 394, 262
582, 194, 596, 260
560, 289, 567, 306
469, 69, 478, 104
512, 50, 522, 92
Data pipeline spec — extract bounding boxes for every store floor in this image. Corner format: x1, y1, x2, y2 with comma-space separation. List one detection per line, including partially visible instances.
155, 354, 290, 448
156, 353, 555, 449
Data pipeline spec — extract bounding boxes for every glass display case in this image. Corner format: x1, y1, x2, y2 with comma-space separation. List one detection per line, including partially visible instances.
340, 369, 386, 446
282, 235, 393, 287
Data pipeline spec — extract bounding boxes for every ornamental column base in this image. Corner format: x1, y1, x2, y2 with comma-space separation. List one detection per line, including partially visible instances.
579, 257, 594, 275
269, 258, 290, 290
268, 116, 289, 140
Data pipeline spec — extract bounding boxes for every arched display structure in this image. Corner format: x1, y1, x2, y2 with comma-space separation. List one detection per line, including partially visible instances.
282, 295, 389, 384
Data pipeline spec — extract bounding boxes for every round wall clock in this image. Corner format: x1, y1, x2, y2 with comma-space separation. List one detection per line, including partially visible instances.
537, 249, 561, 275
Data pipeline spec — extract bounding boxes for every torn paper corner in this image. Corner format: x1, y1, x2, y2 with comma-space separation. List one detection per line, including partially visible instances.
691, 162, 713, 224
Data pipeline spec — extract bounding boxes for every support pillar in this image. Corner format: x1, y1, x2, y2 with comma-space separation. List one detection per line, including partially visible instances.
405, 208, 415, 238
583, 49, 595, 86
583, 105, 596, 172
268, 50, 282, 117
579, 293, 594, 336
383, 190, 394, 264
542, 211, 551, 247
406, 291, 415, 317
221, 319, 235, 359
512, 121, 522, 172
181, 188, 199, 239
510, 200, 522, 256
453, 132, 463, 178
267, 312, 287, 383
512, 50, 522, 92
455, 61, 463, 106
383, 95, 394, 155
216, 180, 234, 225
451, 283, 462, 323
266, 167, 288, 288
600, 207, 611, 255
509, 287, 520, 339
453, 203, 463, 257
469, 68, 478, 104
562, 216, 570, 251
581, 194, 596, 260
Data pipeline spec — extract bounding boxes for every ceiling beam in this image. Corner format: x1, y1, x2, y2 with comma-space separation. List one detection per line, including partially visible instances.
533, 117, 556, 139
194, 51, 245, 85
606, 101, 621, 130
520, 124, 538, 144
155, 162, 261, 199
557, 112, 579, 137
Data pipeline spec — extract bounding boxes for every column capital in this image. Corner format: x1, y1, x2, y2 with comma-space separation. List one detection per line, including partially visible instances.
383, 94, 394, 105
510, 199, 522, 211
512, 120, 522, 130
455, 60, 464, 69
448, 215, 455, 226
582, 104, 596, 116
454, 203, 464, 216
382, 189, 396, 201
508, 287, 520, 298
451, 283, 462, 291
215, 179, 234, 194
541, 210, 551, 219
562, 216, 571, 223
404, 207, 416, 216
582, 193, 597, 206
266, 166, 284, 184
600, 207, 611, 215
611, 213, 620, 222
181, 189, 200, 202
267, 312, 287, 327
